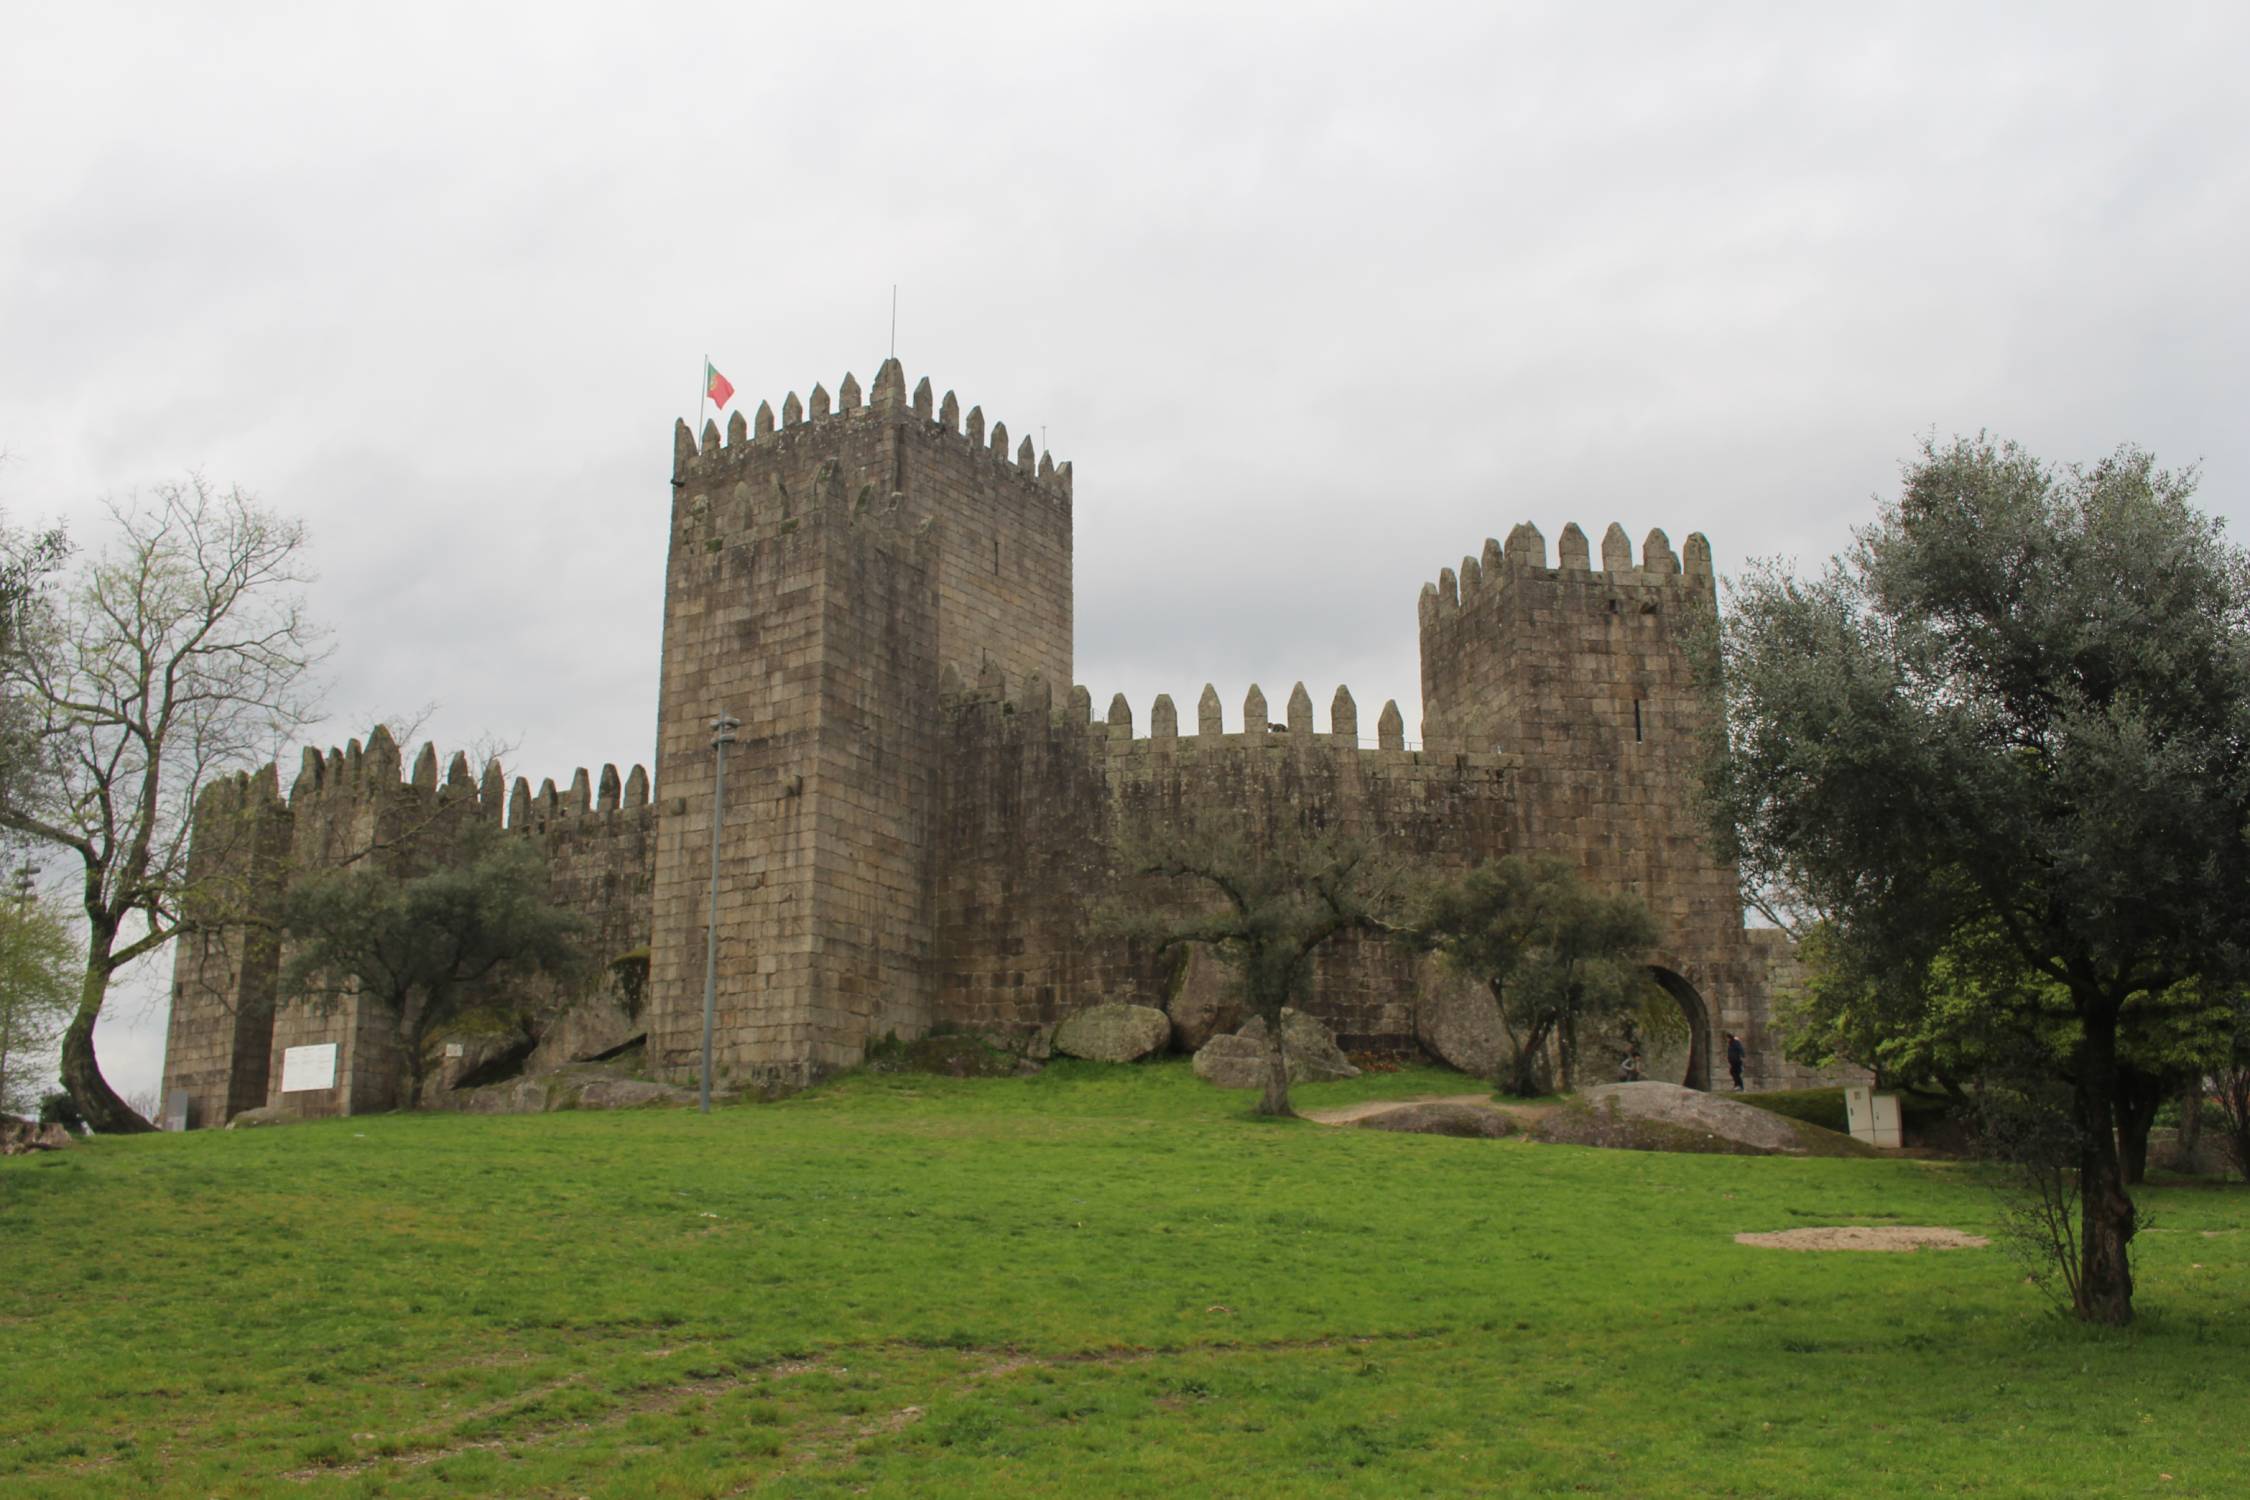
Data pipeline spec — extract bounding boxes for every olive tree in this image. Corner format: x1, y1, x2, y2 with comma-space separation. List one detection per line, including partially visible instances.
1704, 435, 2250, 1325
0, 478, 323, 1132
1119, 818, 1398, 1117
1413, 856, 1662, 1097
279, 833, 584, 1108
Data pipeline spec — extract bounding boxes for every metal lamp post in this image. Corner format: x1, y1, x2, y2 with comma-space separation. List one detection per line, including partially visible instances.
700, 713, 741, 1114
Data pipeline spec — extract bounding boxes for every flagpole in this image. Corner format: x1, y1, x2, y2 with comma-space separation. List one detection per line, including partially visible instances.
697, 354, 707, 433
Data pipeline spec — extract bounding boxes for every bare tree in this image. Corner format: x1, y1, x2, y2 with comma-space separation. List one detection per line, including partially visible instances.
0, 478, 324, 1132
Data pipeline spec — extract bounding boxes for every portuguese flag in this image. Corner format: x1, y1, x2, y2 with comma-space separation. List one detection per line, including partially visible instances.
705, 360, 735, 411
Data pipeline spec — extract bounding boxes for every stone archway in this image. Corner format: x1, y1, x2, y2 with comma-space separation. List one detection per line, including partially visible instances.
1646, 966, 1712, 1091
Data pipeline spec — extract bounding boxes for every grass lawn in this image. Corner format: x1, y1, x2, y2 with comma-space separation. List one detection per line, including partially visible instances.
3, 1061, 2246, 1497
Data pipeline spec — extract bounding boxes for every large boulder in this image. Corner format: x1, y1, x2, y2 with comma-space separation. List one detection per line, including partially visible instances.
1192, 1034, 1276, 1089
1195, 1010, 1360, 1088
1414, 959, 1509, 1078
0, 1118, 73, 1154
1239, 1010, 1358, 1079
1545, 1082, 1875, 1157
1052, 1003, 1171, 1063
1164, 945, 1243, 1052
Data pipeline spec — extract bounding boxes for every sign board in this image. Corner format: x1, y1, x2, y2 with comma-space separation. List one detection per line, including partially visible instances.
444, 1042, 465, 1060
164, 1092, 191, 1131
1843, 1085, 1874, 1144
279, 1042, 339, 1093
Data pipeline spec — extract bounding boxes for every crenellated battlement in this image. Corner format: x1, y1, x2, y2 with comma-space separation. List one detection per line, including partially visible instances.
937, 666, 1507, 766
670, 356, 1072, 503
255, 722, 651, 839
1417, 521, 1715, 621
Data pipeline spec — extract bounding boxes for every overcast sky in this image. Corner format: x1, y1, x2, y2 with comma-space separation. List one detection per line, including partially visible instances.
5, 2, 2246, 1103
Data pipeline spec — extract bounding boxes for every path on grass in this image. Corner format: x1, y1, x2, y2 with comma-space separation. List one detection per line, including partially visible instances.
1301, 1093, 1556, 1128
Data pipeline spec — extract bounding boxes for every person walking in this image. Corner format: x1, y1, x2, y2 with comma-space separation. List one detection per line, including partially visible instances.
1725, 1033, 1746, 1091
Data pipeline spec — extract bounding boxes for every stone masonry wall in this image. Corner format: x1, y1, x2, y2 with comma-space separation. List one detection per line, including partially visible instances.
932, 674, 1516, 1050
159, 765, 291, 1129
162, 723, 657, 1125
163, 356, 1836, 1108
1418, 521, 1792, 1088
648, 359, 1071, 1088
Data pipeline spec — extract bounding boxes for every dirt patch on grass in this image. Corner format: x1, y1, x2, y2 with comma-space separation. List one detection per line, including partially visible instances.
1735, 1226, 1991, 1252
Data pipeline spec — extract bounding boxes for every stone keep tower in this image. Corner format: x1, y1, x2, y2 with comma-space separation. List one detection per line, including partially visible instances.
648, 358, 1074, 1087
1419, 521, 1754, 1085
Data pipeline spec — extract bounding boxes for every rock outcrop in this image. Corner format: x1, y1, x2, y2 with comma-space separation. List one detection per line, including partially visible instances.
1414, 961, 1508, 1078
1163, 946, 1243, 1052
1052, 1003, 1171, 1063
1193, 1009, 1360, 1088
0, 1119, 73, 1154
1540, 1082, 1875, 1157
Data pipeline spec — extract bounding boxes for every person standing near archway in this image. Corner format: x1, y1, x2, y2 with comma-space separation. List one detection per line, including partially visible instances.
1725, 1033, 1746, 1091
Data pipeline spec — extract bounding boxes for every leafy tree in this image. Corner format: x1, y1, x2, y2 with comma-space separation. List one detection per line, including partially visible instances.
1413, 856, 1662, 1097
1782, 920, 2229, 1181
0, 890, 80, 1117
278, 834, 584, 1107
2203, 993, 2250, 1184
1704, 435, 2250, 1325
1120, 819, 1398, 1117
0, 479, 323, 1132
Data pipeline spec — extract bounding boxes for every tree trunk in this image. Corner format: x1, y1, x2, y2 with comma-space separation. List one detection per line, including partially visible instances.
2178, 1086, 2202, 1158
1257, 1027, 1292, 1117
2115, 1067, 2162, 1185
1504, 1015, 1555, 1098
61, 963, 152, 1133
2073, 1012, 2137, 1325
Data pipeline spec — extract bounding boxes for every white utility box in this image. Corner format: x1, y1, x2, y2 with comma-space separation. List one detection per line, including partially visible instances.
1843, 1085, 1903, 1147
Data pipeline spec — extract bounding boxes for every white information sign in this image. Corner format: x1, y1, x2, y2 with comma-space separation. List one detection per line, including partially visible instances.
279, 1042, 339, 1093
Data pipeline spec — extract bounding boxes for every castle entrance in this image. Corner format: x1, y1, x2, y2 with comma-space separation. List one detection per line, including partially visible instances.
1647, 967, 1712, 1091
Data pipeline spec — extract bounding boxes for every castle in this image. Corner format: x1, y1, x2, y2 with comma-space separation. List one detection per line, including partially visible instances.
159, 356, 1812, 1126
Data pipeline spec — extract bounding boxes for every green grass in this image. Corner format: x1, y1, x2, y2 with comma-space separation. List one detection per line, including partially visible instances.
2, 1060, 2246, 1497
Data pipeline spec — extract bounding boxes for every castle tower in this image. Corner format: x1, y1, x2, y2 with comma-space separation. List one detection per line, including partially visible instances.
648, 359, 1074, 1087
159, 766, 292, 1127
1419, 523, 1747, 1085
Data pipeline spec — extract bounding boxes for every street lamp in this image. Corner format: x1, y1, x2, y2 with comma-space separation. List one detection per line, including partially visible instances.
700, 713, 741, 1115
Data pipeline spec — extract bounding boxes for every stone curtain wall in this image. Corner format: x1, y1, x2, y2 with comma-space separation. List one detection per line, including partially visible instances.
159, 726, 658, 1125
932, 675, 1516, 1049
649, 359, 1072, 1088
